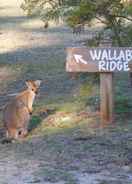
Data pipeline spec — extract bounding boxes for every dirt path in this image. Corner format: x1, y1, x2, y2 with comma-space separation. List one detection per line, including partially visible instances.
0, 1, 96, 184
0, 0, 91, 65
0, 0, 93, 107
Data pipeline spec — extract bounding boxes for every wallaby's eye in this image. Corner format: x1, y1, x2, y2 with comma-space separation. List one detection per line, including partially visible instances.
18, 130, 22, 135
32, 89, 34, 91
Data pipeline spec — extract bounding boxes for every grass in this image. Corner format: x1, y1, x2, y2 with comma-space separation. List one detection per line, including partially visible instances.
34, 167, 77, 184
21, 118, 132, 184
29, 115, 42, 131
115, 95, 132, 113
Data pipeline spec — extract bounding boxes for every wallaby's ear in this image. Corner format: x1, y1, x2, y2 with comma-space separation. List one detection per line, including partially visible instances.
34, 80, 42, 87
25, 80, 32, 88
25, 80, 29, 87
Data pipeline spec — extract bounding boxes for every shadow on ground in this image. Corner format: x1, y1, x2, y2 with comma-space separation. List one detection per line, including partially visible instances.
29, 108, 56, 132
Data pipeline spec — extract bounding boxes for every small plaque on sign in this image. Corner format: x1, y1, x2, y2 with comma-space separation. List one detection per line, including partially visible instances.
66, 47, 132, 72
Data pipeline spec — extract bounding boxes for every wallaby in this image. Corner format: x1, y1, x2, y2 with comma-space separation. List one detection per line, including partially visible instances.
3, 80, 41, 140
73, 24, 85, 35
44, 22, 49, 29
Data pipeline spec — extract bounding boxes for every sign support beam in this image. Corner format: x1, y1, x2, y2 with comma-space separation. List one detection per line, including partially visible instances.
100, 72, 114, 126
66, 45, 132, 126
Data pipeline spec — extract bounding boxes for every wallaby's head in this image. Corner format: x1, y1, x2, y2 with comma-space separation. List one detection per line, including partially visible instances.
26, 80, 41, 94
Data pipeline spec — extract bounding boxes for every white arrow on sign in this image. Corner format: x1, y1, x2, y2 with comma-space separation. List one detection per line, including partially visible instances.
74, 54, 87, 65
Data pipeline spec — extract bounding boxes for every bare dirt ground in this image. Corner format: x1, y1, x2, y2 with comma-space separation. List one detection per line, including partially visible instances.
0, 0, 132, 184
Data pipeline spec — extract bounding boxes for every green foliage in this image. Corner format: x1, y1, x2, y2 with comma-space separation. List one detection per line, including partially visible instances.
21, 0, 81, 22
124, 3, 132, 16
120, 24, 132, 46
29, 115, 42, 131
21, 0, 132, 46
115, 96, 132, 113
85, 96, 100, 111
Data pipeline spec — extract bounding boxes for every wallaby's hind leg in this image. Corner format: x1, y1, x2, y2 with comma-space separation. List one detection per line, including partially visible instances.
2, 128, 18, 143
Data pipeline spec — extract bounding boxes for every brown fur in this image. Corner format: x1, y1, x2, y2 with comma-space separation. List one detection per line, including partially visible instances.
73, 24, 85, 35
44, 22, 49, 29
3, 80, 41, 140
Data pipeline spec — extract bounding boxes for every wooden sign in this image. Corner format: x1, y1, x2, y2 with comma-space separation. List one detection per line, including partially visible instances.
66, 47, 132, 126
66, 47, 132, 72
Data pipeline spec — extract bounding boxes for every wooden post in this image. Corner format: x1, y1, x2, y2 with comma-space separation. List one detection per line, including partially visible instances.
100, 73, 114, 126
66, 45, 132, 127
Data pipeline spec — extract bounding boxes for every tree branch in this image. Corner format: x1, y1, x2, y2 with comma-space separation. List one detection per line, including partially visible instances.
117, 15, 132, 22
95, 16, 107, 24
